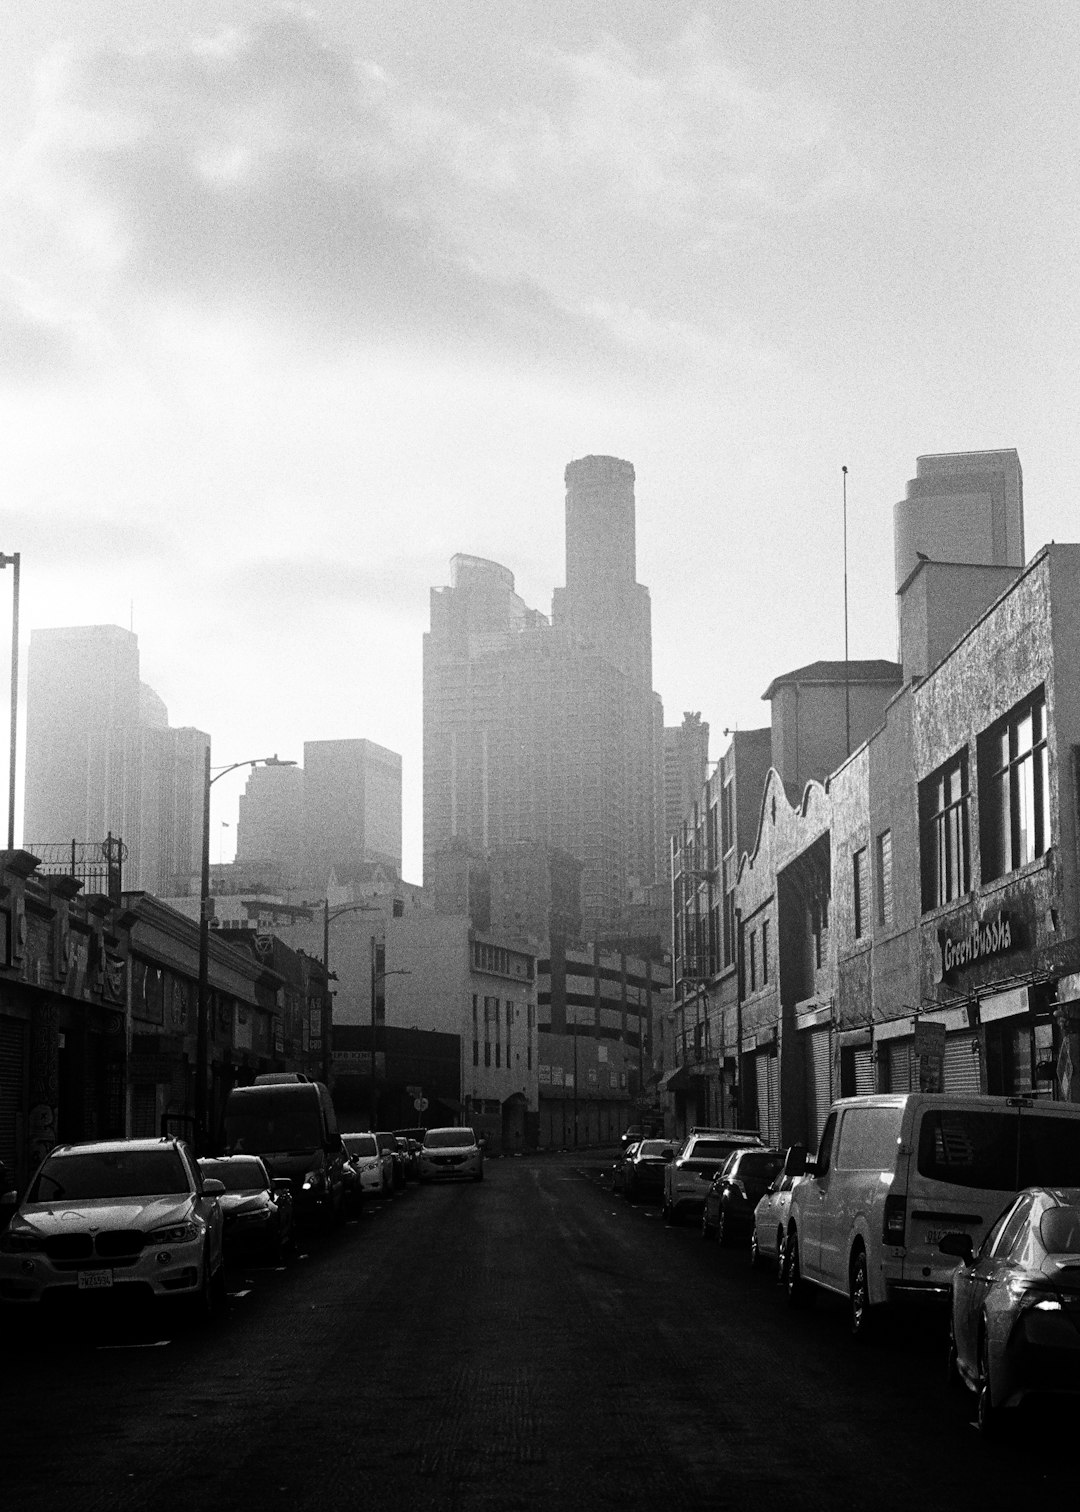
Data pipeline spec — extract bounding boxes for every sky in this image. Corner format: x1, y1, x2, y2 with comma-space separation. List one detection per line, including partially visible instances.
2, 1, 1078, 882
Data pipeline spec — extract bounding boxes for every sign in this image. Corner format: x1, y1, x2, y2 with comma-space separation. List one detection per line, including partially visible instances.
413, 1097, 429, 1112
914, 1019, 946, 1093
937, 911, 1016, 979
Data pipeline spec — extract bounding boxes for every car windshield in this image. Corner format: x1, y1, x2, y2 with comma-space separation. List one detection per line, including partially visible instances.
688, 1140, 742, 1159
29, 1148, 190, 1201
637, 1141, 673, 1158
424, 1129, 475, 1149
199, 1159, 267, 1192
344, 1135, 378, 1157
224, 1089, 323, 1155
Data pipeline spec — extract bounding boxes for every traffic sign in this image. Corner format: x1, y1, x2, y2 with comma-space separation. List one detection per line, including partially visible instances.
413, 1097, 429, 1112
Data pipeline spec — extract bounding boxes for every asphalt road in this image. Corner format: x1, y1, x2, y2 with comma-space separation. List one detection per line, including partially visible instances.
1, 1152, 1074, 1512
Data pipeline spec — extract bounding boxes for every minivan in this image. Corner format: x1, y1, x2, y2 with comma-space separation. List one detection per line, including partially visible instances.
782, 1093, 1080, 1338
222, 1080, 346, 1228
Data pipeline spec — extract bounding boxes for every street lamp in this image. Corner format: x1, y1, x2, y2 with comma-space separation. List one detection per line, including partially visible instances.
322, 900, 382, 1086
370, 960, 410, 1130
0, 552, 20, 849
195, 751, 295, 1152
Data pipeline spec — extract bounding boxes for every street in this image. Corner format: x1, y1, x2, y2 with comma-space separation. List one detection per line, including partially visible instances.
1, 1151, 1074, 1512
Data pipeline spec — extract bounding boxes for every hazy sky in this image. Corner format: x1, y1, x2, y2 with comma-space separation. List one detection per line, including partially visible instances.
2, 2, 1078, 881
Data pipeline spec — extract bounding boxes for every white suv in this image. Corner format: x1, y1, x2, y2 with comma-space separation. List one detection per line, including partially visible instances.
662, 1128, 764, 1224
0, 1137, 226, 1318
419, 1127, 484, 1183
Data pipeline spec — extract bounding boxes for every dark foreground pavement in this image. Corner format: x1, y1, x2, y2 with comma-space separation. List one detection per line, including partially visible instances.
1, 1151, 1074, 1512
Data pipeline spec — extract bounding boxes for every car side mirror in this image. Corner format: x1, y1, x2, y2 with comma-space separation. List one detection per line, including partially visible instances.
202, 1178, 226, 1197
938, 1232, 974, 1264
783, 1145, 808, 1178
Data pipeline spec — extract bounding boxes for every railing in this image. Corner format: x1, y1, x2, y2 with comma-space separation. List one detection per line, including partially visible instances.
23, 834, 126, 905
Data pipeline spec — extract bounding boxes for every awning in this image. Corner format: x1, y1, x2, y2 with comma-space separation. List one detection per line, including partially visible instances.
657, 1065, 692, 1094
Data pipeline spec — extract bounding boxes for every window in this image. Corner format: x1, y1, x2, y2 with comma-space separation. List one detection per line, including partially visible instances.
919, 752, 970, 911
748, 929, 757, 992
853, 848, 868, 939
761, 919, 769, 985
876, 830, 893, 929
723, 889, 736, 968
979, 689, 1050, 880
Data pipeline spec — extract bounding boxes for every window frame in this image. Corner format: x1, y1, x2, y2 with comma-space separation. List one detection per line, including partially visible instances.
978, 687, 1050, 881
919, 750, 971, 912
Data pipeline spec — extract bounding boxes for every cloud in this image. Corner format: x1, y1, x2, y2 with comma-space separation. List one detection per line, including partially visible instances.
230, 551, 440, 622
6, 7, 869, 376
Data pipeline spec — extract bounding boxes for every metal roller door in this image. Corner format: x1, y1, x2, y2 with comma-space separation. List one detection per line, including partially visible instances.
852, 1046, 875, 1095
0, 1016, 27, 1173
767, 1053, 780, 1146
944, 1032, 982, 1095
886, 1039, 914, 1093
755, 1053, 770, 1140
804, 1029, 832, 1150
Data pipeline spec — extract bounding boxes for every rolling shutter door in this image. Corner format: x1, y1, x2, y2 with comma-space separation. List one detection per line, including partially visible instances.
755, 1053, 770, 1140
852, 1046, 875, 1095
131, 1084, 158, 1139
767, 1052, 780, 1146
943, 1032, 982, 1095
0, 1017, 27, 1172
887, 1039, 914, 1094
804, 1029, 832, 1149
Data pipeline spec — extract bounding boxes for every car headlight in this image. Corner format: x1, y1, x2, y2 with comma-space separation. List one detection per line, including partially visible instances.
302, 1169, 325, 1192
150, 1222, 200, 1244
0, 1229, 40, 1254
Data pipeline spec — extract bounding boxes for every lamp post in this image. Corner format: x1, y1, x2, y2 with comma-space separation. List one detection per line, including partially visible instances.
370, 958, 410, 1130
195, 751, 295, 1152
322, 900, 381, 1086
0, 552, 19, 849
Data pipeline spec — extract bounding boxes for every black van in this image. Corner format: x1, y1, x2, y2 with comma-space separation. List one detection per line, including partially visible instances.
222, 1081, 346, 1228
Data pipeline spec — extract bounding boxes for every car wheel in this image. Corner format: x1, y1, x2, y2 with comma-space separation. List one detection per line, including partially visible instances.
186, 1245, 218, 1326
662, 1198, 677, 1226
784, 1231, 810, 1308
716, 1211, 729, 1248
749, 1226, 762, 1268
701, 1207, 713, 1240
775, 1229, 786, 1287
848, 1247, 877, 1342
976, 1327, 1001, 1438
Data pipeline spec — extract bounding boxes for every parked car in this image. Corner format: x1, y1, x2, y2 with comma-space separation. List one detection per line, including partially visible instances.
941, 1187, 1080, 1435
0, 1137, 226, 1320
702, 1147, 784, 1245
662, 1128, 765, 1225
395, 1136, 421, 1182
339, 1146, 365, 1217
624, 1140, 679, 1203
342, 1132, 393, 1199
223, 1080, 346, 1229
609, 1142, 639, 1194
783, 1093, 1080, 1340
750, 1164, 801, 1280
621, 1123, 661, 1148
198, 1155, 294, 1263
419, 1127, 484, 1183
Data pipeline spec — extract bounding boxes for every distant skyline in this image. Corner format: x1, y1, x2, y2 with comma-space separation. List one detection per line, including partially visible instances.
2, 2, 1079, 881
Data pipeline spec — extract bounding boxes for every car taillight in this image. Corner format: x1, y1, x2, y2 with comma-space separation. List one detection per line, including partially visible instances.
883, 1193, 906, 1246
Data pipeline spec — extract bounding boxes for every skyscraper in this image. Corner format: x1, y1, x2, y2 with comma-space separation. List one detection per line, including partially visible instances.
23, 624, 208, 894
423, 456, 665, 939
302, 738, 403, 887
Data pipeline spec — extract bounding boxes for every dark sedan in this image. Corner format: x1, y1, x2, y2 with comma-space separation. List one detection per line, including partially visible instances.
702, 1147, 785, 1246
941, 1186, 1080, 1436
197, 1155, 294, 1264
624, 1140, 679, 1203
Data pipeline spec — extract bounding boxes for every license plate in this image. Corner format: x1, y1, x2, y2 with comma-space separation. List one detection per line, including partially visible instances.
77, 1269, 113, 1291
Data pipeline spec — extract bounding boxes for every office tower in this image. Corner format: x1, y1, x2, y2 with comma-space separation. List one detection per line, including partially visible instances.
236, 762, 305, 880
302, 738, 402, 887
423, 456, 665, 939
894, 449, 1024, 591
23, 624, 208, 894
664, 712, 710, 854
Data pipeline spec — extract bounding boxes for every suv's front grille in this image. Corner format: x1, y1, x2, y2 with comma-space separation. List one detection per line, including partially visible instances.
42, 1231, 147, 1268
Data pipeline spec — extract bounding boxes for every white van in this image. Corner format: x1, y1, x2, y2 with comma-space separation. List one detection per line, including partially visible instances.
782, 1093, 1080, 1338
